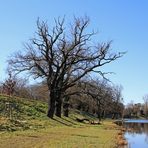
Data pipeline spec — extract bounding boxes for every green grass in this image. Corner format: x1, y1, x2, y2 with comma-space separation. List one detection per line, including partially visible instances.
0, 121, 118, 148
0, 94, 49, 131
0, 95, 119, 148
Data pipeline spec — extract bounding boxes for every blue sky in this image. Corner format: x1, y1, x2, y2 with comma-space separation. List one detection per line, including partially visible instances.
0, 0, 148, 104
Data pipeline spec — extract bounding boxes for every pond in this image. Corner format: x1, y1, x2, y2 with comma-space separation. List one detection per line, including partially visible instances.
123, 119, 148, 148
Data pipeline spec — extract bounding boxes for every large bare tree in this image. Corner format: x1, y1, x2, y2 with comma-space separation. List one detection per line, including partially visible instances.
8, 16, 124, 118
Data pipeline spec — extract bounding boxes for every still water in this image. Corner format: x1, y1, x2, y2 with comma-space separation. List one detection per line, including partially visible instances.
123, 120, 148, 148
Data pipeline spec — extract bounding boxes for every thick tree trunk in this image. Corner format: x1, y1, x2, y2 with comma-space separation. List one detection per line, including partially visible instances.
63, 96, 70, 117
55, 98, 62, 117
63, 108, 69, 117
63, 103, 69, 117
47, 92, 56, 118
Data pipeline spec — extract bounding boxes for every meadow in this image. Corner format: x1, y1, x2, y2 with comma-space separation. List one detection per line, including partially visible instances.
0, 95, 119, 148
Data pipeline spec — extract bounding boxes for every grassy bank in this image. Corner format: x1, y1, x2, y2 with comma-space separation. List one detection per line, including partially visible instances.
0, 95, 119, 148
0, 120, 118, 148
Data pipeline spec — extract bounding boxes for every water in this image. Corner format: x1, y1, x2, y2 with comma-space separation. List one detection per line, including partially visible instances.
123, 119, 148, 148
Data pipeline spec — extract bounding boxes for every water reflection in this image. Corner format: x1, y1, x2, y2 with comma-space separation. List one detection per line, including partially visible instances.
123, 120, 148, 148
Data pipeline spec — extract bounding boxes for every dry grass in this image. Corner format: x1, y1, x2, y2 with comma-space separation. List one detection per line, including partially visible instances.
117, 128, 128, 147
0, 119, 118, 148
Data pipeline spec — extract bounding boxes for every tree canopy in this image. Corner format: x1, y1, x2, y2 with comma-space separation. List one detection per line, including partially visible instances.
8, 16, 124, 118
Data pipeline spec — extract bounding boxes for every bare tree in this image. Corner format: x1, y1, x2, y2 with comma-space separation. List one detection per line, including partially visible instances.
28, 82, 49, 101
84, 79, 107, 121
8, 16, 124, 118
13, 77, 30, 98
143, 95, 148, 118
2, 72, 16, 97
111, 85, 124, 119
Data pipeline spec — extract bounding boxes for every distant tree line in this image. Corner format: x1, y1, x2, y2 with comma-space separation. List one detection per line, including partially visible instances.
0, 74, 124, 120
124, 97, 148, 119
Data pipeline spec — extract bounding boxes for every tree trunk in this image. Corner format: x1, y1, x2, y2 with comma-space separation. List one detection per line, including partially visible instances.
55, 98, 62, 117
97, 101, 101, 121
63, 103, 69, 117
102, 110, 106, 119
112, 113, 116, 119
97, 110, 101, 121
47, 92, 56, 118
63, 107, 69, 117
63, 96, 70, 117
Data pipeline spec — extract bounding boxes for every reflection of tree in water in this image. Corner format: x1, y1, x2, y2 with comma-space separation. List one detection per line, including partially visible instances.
124, 123, 148, 134
124, 122, 148, 143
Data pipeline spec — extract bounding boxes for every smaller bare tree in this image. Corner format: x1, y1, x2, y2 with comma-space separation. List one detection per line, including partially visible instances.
111, 85, 124, 119
143, 95, 148, 118
84, 79, 108, 121
2, 72, 16, 97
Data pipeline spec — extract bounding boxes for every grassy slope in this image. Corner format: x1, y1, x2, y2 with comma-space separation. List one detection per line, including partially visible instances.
0, 95, 119, 148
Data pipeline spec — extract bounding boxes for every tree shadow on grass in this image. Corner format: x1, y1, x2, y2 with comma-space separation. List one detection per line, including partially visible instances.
61, 117, 77, 125
27, 135, 39, 138
71, 134, 99, 138
68, 116, 81, 123
52, 117, 72, 126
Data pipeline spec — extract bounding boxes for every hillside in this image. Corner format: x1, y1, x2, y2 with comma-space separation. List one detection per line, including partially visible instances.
0, 94, 48, 131
0, 94, 99, 131
0, 95, 119, 148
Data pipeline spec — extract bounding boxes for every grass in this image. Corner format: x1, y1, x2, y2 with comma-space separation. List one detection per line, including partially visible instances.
0, 120, 118, 148
0, 94, 119, 148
